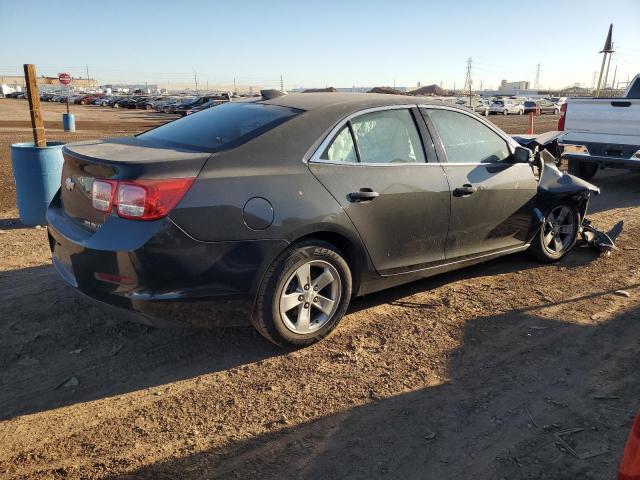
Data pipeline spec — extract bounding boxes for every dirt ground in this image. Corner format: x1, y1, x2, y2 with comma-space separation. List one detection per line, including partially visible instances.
1, 98, 639, 479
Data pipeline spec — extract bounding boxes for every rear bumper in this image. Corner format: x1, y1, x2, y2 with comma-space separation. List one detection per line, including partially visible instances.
46, 193, 288, 327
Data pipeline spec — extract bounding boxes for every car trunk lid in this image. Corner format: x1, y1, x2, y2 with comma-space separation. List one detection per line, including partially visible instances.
60, 137, 210, 230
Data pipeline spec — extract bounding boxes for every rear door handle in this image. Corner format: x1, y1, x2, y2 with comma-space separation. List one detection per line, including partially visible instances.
348, 188, 379, 202
453, 184, 478, 197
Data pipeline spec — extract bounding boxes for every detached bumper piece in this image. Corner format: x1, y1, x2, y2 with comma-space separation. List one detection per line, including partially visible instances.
580, 218, 624, 254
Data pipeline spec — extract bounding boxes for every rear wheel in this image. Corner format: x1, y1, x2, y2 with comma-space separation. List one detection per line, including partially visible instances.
529, 204, 579, 262
568, 160, 598, 180
252, 240, 352, 347
503, 109, 508, 115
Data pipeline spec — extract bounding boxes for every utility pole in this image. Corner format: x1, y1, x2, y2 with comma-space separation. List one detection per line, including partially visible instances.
603, 46, 613, 90
194, 70, 198, 94
534, 63, 540, 89
463, 57, 473, 107
85, 64, 90, 85
595, 24, 614, 97
280, 75, 284, 92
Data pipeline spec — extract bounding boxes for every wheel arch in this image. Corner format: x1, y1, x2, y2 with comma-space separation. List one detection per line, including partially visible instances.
249, 226, 370, 316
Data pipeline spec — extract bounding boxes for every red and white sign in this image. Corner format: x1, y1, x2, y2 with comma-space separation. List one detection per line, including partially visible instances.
58, 73, 72, 85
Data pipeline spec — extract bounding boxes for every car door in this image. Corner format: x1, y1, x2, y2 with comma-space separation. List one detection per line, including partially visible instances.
421, 106, 538, 260
308, 106, 450, 275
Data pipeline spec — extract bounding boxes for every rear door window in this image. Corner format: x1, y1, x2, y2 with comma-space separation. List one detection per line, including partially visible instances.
322, 126, 358, 163
139, 102, 301, 152
350, 109, 425, 164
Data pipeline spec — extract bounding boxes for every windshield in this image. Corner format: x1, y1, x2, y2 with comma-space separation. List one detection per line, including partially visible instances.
493, 101, 504, 106
139, 102, 301, 152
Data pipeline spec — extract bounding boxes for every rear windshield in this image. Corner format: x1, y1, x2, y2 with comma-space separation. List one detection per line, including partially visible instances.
139, 102, 301, 152
524, 101, 536, 107
493, 101, 504, 105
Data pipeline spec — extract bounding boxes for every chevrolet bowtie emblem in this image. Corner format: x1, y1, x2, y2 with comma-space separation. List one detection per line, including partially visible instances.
64, 177, 75, 191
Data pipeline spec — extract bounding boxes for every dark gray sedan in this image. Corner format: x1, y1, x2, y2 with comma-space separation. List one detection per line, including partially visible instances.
47, 93, 597, 347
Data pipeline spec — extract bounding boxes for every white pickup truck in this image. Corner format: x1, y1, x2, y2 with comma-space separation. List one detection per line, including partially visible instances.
559, 74, 640, 180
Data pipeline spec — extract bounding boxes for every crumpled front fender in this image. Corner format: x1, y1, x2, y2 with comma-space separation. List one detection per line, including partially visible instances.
538, 162, 600, 197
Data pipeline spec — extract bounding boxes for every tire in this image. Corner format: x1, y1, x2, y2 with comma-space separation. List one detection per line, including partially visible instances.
484, 109, 489, 116
251, 240, 352, 348
503, 109, 508, 115
145, 104, 153, 110
518, 109, 523, 115
567, 159, 598, 180
528, 204, 580, 263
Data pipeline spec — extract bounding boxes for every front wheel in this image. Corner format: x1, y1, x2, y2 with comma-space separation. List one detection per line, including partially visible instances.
528, 204, 579, 262
503, 109, 508, 115
252, 240, 352, 347
568, 160, 598, 180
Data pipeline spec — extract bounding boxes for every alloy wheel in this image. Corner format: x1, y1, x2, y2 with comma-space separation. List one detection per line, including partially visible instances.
542, 206, 576, 255
279, 260, 341, 334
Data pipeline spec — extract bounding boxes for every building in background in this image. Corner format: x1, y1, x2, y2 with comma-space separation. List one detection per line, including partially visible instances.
499, 80, 530, 91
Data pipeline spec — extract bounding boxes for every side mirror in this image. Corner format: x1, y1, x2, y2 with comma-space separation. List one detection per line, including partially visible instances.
513, 146, 532, 163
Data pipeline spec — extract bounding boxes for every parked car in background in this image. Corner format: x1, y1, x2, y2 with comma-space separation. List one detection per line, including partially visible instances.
185, 98, 229, 115
523, 100, 560, 115
472, 99, 490, 116
79, 94, 105, 105
559, 73, 640, 180
163, 97, 197, 114
490, 99, 524, 115
549, 96, 568, 106
153, 97, 180, 111
47, 93, 598, 347
141, 96, 166, 110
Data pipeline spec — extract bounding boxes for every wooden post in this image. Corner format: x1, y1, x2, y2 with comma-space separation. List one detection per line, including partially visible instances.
23, 64, 46, 147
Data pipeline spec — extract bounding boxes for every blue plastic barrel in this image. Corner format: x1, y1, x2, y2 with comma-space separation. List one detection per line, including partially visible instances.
10, 141, 65, 226
62, 113, 75, 132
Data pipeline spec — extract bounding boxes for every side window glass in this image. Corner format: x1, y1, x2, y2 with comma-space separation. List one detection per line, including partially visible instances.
350, 109, 426, 164
424, 109, 510, 164
322, 126, 358, 163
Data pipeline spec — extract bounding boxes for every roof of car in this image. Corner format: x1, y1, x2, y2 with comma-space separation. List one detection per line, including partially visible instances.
262, 92, 454, 112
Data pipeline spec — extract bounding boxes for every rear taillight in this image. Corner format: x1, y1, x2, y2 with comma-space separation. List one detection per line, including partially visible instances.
557, 103, 567, 131
92, 180, 116, 212
91, 178, 194, 221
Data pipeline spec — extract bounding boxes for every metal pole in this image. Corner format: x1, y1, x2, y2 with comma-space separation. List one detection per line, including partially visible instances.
595, 53, 607, 98
603, 52, 613, 91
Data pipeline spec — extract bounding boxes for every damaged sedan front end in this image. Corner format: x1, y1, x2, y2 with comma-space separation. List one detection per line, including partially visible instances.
514, 131, 621, 253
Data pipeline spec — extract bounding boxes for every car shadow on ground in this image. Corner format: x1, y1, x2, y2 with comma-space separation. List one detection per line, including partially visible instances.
0, 264, 282, 420
102, 289, 640, 479
0, 241, 602, 422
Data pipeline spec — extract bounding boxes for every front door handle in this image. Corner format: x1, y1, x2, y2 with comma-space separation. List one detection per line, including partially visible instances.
453, 184, 477, 197
348, 188, 379, 202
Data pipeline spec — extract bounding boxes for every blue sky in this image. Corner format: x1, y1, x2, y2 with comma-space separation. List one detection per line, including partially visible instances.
2, 0, 639, 90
